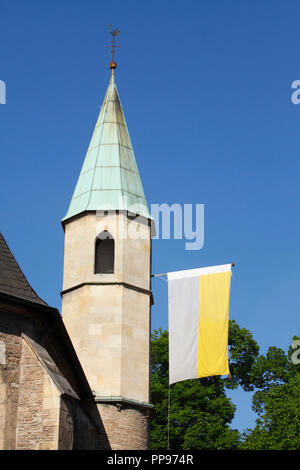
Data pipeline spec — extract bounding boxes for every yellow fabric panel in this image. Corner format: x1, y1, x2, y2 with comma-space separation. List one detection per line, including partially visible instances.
197, 271, 231, 379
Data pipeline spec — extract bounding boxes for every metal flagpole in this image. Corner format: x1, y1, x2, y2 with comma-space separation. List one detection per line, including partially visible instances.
167, 384, 171, 450
151, 263, 235, 278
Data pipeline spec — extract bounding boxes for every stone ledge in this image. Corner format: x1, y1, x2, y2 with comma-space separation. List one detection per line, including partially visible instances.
61, 281, 152, 298
95, 396, 154, 414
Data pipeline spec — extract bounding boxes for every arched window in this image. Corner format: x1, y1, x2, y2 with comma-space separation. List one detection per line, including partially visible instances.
95, 231, 114, 274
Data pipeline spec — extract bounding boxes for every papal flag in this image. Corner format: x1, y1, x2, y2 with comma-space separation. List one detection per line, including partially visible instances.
168, 264, 232, 385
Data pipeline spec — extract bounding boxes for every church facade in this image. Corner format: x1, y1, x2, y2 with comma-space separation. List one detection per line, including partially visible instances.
0, 62, 153, 450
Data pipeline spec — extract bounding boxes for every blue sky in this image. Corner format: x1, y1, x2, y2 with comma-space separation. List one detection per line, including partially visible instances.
1, 0, 300, 433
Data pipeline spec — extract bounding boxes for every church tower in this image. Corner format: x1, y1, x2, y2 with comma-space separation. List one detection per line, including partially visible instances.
61, 60, 153, 450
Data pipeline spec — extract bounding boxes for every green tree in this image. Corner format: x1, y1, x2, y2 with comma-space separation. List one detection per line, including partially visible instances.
242, 336, 300, 450
150, 321, 259, 450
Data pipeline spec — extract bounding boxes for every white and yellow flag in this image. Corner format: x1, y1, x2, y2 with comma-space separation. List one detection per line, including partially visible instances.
168, 264, 232, 385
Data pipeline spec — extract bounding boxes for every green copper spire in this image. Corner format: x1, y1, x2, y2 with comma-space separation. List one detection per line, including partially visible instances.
62, 67, 151, 222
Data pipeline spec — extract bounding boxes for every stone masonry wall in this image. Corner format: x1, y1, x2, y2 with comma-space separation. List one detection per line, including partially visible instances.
0, 308, 107, 450
15, 338, 60, 450
58, 396, 74, 450
0, 326, 22, 449
15, 338, 44, 449
98, 403, 150, 450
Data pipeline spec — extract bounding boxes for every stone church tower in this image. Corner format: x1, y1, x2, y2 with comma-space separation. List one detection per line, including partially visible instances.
61, 61, 153, 449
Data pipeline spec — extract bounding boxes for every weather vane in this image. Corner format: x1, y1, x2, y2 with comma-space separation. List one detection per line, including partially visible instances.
107, 24, 120, 70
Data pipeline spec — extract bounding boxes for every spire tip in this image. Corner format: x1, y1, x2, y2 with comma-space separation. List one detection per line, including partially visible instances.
107, 25, 120, 72
109, 61, 117, 70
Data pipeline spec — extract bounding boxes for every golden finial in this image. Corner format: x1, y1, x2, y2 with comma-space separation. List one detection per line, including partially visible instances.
107, 24, 120, 70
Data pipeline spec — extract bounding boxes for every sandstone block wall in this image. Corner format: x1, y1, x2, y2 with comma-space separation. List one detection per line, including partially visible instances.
98, 403, 150, 450
0, 314, 23, 450
62, 213, 152, 402
62, 213, 151, 292
16, 338, 61, 450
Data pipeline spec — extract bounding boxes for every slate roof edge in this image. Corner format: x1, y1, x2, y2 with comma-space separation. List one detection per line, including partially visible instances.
0, 232, 47, 305
0, 290, 55, 312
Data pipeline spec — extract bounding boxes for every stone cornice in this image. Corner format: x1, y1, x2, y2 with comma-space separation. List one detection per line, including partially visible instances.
61, 281, 152, 298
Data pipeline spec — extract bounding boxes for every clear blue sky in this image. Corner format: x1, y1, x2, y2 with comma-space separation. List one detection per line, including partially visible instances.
1, 0, 300, 433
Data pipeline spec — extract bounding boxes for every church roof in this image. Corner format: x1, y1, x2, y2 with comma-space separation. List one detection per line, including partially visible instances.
0, 232, 47, 306
62, 67, 151, 222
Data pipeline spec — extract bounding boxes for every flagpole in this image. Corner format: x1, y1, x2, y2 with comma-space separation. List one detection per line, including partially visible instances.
151, 263, 235, 278
167, 384, 171, 450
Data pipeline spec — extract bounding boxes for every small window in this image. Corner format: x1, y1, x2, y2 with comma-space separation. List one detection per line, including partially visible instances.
95, 232, 114, 274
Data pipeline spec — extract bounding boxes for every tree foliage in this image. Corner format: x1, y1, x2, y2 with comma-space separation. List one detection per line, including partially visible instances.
151, 326, 300, 450
242, 336, 300, 449
150, 321, 259, 450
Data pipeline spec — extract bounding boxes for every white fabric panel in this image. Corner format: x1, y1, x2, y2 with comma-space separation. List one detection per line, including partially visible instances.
168, 276, 199, 384
167, 264, 231, 280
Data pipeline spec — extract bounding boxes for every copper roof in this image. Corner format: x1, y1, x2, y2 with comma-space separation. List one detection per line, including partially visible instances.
62, 68, 151, 222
